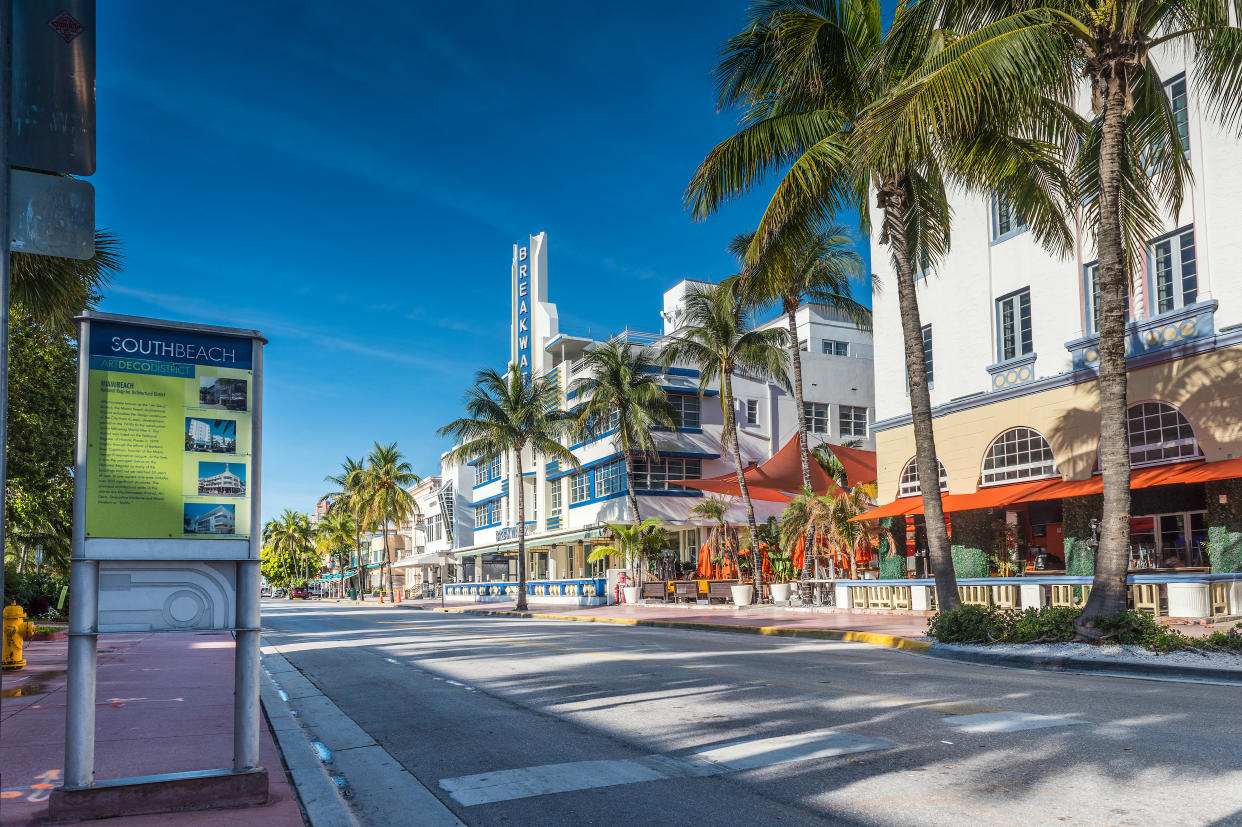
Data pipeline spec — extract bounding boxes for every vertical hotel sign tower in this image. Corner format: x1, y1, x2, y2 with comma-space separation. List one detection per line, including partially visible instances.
511, 232, 556, 377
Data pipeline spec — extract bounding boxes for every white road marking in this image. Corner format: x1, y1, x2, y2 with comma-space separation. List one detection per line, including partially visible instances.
438, 730, 898, 806
440, 759, 667, 806
946, 712, 1087, 733
689, 729, 898, 772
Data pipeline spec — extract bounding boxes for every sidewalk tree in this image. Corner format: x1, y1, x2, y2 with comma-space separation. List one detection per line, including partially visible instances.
439, 364, 580, 611
660, 279, 790, 598
572, 340, 680, 526
730, 224, 869, 584
588, 518, 666, 585
690, 495, 738, 575
321, 456, 365, 595
262, 510, 316, 590
315, 511, 355, 599
687, 0, 1074, 612
357, 442, 420, 599
919, 2, 1242, 636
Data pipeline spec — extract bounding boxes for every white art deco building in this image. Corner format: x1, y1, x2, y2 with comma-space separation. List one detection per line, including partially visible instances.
441, 232, 877, 596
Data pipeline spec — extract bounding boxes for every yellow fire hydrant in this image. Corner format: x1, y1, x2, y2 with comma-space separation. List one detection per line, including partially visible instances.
3, 603, 37, 670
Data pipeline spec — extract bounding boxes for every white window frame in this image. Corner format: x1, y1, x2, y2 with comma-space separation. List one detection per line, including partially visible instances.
745, 399, 759, 426
839, 405, 868, 438
898, 457, 948, 498
1165, 73, 1189, 157
1150, 226, 1197, 316
669, 393, 701, 429
548, 479, 563, 518
981, 427, 1057, 486
990, 194, 1028, 242
996, 288, 1033, 362
594, 460, 626, 498
569, 471, 591, 504
473, 455, 501, 486
803, 402, 829, 434
632, 457, 703, 491
1126, 400, 1201, 467
821, 339, 849, 356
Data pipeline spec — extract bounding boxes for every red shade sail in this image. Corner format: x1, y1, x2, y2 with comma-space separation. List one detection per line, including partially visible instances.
670, 435, 842, 501
821, 444, 877, 486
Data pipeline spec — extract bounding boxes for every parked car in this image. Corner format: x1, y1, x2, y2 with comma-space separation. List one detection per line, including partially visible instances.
273, 588, 286, 598
290, 586, 309, 599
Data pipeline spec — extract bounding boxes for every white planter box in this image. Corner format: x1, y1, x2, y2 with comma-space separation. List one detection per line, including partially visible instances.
1020, 583, 1044, 610
910, 585, 933, 612
730, 585, 754, 607
770, 583, 792, 602
834, 583, 853, 609
622, 586, 641, 605
1166, 582, 1210, 618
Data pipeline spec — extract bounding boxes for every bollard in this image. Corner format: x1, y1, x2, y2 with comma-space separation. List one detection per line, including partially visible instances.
3, 603, 37, 670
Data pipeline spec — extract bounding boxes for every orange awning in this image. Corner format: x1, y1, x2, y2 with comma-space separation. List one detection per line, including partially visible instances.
671, 434, 842, 501
1011, 457, 1242, 503
852, 496, 922, 521
852, 479, 1060, 521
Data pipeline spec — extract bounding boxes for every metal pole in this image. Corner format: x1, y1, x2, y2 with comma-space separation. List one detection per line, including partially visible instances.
64, 560, 98, 788
234, 335, 263, 772
0, 0, 12, 707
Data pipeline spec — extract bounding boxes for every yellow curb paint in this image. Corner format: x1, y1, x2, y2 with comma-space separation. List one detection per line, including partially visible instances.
429, 607, 932, 654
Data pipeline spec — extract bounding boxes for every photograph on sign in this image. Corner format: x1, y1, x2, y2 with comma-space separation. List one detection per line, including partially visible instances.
83, 320, 255, 541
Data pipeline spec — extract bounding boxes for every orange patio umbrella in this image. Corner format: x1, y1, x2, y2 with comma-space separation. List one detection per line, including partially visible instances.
695, 541, 714, 578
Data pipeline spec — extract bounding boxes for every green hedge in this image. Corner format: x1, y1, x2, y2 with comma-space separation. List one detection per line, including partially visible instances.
3, 567, 69, 618
950, 547, 988, 578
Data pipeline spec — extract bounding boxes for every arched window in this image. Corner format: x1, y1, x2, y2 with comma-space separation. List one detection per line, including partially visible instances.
899, 457, 948, 498
1127, 401, 1200, 466
981, 427, 1057, 485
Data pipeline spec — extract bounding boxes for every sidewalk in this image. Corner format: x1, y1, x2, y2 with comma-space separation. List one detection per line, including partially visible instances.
1, 632, 303, 826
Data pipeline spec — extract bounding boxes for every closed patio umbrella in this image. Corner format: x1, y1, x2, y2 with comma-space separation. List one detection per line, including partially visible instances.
695, 541, 713, 578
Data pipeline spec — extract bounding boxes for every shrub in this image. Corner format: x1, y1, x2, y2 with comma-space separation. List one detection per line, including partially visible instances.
1008, 607, 1079, 643
927, 605, 1200, 653
927, 605, 1012, 644
1198, 623, 1242, 653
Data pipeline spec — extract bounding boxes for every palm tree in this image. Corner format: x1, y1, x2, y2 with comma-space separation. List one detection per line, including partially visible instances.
587, 519, 666, 589
690, 495, 738, 576
439, 365, 580, 611
686, 0, 1073, 612
780, 485, 891, 581
321, 456, 366, 596
357, 442, 421, 601
917, 2, 1242, 635
730, 224, 870, 583
572, 340, 680, 524
315, 511, 356, 599
11, 229, 123, 329
264, 510, 315, 593
660, 280, 791, 598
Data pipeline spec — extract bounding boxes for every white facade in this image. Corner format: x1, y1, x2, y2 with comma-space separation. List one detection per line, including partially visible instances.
445, 232, 876, 580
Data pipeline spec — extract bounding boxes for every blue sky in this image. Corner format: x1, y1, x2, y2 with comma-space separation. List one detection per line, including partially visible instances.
94, 2, 874, 522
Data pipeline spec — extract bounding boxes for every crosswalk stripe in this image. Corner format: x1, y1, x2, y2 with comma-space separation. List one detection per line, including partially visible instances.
945, 711, 1087, 733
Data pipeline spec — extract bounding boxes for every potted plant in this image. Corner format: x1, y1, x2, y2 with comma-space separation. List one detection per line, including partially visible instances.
588, 518, 664, 604
768, 547, 796, 602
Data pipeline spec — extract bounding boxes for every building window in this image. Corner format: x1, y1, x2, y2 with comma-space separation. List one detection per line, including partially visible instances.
473, 455, 500, 486
669, 393, 701, 429
803, 402, 828, 434
632, 458, 702, 491
898, 457, 947, 498
922, 325, 933, 386
548, 479, 562, 517
745, 399, 758, 426
594, 460, 627, 498
981, 427, 1057, 485
581, 409, 621, 442
1165, 73, 1189, 155
798, 339, 809, 352
1084, 262, 1132, 335
1151, 227, 1197, 315
839, 405, 868, 437
822, 339, 849, 356
996, 288, 1033, 362
991, 194, 1027, 241
569, 470, 591, 504
472, 499, 501, 528
1126, 401, 1200, 466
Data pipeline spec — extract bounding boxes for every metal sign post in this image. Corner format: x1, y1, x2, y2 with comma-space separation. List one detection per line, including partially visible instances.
53, 313, 266, 820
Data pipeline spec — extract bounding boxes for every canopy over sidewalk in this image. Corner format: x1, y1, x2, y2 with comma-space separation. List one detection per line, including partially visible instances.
852, 456, 1242, 521
670, 435, 842, 501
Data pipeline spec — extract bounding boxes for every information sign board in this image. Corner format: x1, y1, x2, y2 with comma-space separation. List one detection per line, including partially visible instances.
78, 314, 262, 560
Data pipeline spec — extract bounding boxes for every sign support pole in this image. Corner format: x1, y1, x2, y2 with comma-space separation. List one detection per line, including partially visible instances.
233, 336, 263, 772
0, 0, 11, 708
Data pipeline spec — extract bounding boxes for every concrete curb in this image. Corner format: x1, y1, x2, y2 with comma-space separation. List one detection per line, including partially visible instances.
429, 606, 933, 653
923, 644, 1242, 683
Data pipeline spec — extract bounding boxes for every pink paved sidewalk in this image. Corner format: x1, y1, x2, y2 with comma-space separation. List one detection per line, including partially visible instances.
1, 633, 303, 826
399, 598, 935, 638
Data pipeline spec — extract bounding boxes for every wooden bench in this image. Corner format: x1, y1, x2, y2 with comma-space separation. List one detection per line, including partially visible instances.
672, 581, 700, 603
707, 581, 739, 604
641, 581, 667, 601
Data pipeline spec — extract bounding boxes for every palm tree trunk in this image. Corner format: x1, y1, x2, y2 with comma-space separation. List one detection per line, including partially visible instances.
723, 370, 764, 599
622, 448, 642, 584
514, 446, 529, 611
788, 305, 818, 593
353, 504, 363, 598
1077, 77, 1133, 638
881, 180, 958, 612
384, 519, 397, 602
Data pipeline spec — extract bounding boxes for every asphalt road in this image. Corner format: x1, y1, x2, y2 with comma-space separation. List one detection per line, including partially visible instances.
259, 601, 1242, 826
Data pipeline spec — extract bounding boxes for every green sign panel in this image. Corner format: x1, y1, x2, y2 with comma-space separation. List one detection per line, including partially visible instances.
84, 320, 254, 540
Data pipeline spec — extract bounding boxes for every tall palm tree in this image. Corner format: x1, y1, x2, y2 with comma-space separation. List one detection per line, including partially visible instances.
315, 511, 356, 599
916, 1, 1242, 635
572, 340, 680, 527
660, 280, 791, 598
357, 442, 421, 600
780, 484, 891, 581
730, 223, 870, 583
686, 0, 1073, 612
11, 229, 123, 329
439, 365, 580, 611
264, 510, 314, 592
321, 456, 366, 596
